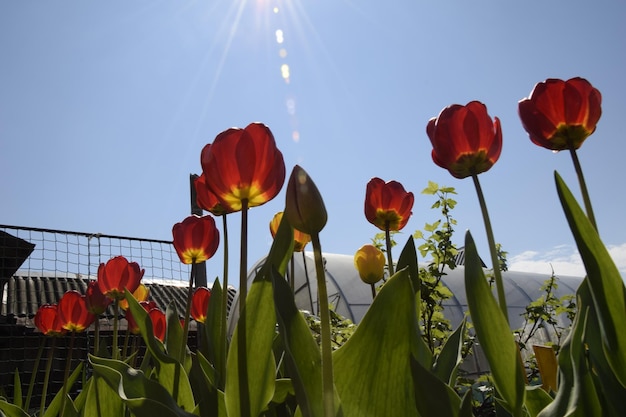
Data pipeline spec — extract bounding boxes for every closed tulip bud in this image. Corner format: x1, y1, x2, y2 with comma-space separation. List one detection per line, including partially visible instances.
354, 244, 386, 284
285, 165, 327, 235
85, 280, 111, 315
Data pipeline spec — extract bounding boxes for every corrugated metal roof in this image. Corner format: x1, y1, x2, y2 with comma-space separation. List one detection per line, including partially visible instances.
1, 275, 237, 325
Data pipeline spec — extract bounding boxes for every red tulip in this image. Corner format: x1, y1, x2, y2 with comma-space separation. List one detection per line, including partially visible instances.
149, 308, 166, 342
518, 77, 601, 151
97, 256, 145, 301
172, 215, 220, 264
191, 287, 211, 324
194, 171, 233, 216
427, 101, 502, 179
201, 122, 285, 211
57, 290, 95, 332
34, 304, 66, 337
364, 178, 414, 231
270, 211, 311, 252
125, 300, 157, 334
85, 281, 111, 315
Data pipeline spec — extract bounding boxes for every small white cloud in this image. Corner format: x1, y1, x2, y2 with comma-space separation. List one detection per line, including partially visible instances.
509, 243, 626, 279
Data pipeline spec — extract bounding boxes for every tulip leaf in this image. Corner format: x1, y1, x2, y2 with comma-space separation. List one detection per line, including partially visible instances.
11, 369, 22, 409
90, 355, 197, 417
577, 281, 626, 417
555, 171, 626, 387
396, 236, 420, 291
189, 353, 220, 417
464, 231, 525, 417
124, 290, 195, 411
395, 237, 433, 369
432, 317, 467, 385
83, 373, 125, 417
0, 400, 30, 417
272, 266, 325, 417
524, 386, 553, 417
201, 278, 225, 388
165, 301, 192, 373
410, 354, 461, 417
224, 269, 277, 417
41, 363, 83, 417
333, 267, 420, 417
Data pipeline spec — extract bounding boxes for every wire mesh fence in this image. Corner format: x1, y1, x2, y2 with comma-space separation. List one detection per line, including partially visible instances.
0, 224, 189, 284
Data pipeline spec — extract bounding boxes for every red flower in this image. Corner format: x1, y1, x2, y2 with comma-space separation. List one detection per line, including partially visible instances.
201, 122, 285, 211
97, 256, 145, 301
85, 281, 111, 315
125, 300, 157, 334
518, 77, 602, 151
191, 287, 211, 324
34, 304, 66, 337
194, 171, 233, 216
270, 211, 311, 252
172, 215, 220, 264
149, 308, 166, 342
364, 178, 414, 231
57, 290, 95, 332
427, 101, 502, 179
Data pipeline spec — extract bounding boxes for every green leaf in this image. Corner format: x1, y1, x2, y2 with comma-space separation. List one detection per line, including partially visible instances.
83, 374, 125, 417
12, 368, 22, 409
224, 269, 277, 417
555, 172, 626, 387
272, 267, 324, 417
0, 400, 30, 417
272, 378, 295, 404
464, 231, 525, 417
410, 355, 461, 417
41, 363, 83, 417
432, 317, 466, 385
124, 291, 196, 411
422, 181, 439, 195
189, 353, 220, 417
524, 386, 553, 417
578, 281, 626, 417
90, 355, 197, 417
333, 267, 420, 417
201, 278, 225, 388
165, 301, 192, 373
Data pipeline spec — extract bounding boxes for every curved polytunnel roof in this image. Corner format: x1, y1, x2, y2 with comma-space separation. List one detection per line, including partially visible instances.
228, 251, 583, 376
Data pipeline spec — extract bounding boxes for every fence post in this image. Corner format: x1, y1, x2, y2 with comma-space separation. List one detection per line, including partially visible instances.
190, 174, 208, 289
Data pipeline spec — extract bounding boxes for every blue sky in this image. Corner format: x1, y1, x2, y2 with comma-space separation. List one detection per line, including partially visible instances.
1, 0, 625, 284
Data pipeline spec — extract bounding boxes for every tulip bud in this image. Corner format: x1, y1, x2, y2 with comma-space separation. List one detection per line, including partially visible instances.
354, 244, 386, 285
285, 165, 327, 235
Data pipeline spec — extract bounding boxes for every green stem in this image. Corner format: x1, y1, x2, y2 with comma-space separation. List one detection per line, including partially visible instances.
370, 283, 376, 300
472, 174, 508, 323
238, 199, 251, 417
122, 329, 130, 360
219, 214, 229, 389
25, 335, 44, 412
303, 252, 315, 315
40, 337, 56, 416
569, 148, 598, 232
312, 233, 335, 417
181, 264, 196, 362
290, 253, 295, 292
93, 317, 100, 355
113, 300, 119, 360
61, 332, 75, 417
385, 223, 394, 278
